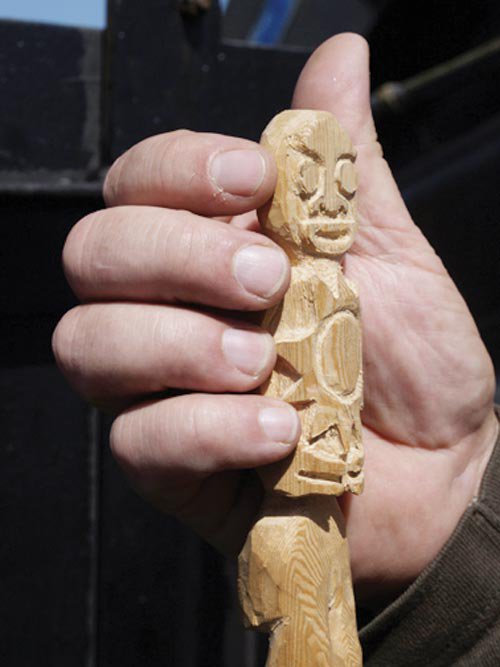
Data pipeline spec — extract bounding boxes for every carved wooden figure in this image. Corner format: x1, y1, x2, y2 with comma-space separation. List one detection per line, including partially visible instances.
238, 110, 364, 666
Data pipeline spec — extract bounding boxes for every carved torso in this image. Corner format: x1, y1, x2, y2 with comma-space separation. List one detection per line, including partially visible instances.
260, 258, 363, 497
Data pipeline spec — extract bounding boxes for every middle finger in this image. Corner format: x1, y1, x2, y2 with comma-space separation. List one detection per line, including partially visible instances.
63, 206, 289, 310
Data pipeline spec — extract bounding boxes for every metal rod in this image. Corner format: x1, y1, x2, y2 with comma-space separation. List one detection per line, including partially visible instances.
372, 37, 500, 117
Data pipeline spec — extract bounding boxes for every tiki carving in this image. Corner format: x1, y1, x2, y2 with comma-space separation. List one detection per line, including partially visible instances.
238, 110, 364, 666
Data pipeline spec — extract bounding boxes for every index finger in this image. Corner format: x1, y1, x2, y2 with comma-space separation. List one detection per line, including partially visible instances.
104, 130, 277, 217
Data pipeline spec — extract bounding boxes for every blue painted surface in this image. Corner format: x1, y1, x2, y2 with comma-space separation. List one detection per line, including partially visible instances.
249, 0, 297, 45
0, 0, 106, 29
219, 0, 231, 13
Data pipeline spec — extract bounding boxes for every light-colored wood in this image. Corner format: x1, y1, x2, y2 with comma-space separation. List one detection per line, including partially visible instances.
239, 497, 361, 667
238, 110, 364, 666
257, 110, 364, 497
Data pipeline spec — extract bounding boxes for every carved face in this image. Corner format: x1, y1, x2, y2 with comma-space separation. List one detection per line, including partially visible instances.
260, 111, 358, 257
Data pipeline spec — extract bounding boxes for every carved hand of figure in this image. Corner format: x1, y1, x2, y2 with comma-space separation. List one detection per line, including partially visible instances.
52, 34, 497, 606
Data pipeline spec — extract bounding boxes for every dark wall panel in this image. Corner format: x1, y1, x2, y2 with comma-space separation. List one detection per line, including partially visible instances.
0, 22, 101, 172
97, 433, 211, 666
0, 367, 93, 666
1, 195, 101, 318
106, 0, 307, 156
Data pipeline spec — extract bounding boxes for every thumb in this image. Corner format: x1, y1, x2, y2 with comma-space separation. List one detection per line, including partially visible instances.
292, 33, 376, 147
292, 33, 416, 236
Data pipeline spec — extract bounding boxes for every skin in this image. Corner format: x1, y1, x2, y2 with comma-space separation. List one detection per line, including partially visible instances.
52, 34, 498, 608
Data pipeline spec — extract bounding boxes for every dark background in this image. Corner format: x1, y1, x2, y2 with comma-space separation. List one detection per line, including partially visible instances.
1, 1, 499, 665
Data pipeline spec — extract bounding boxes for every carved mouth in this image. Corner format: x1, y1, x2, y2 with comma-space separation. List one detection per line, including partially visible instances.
309, 220, 356, 249
314, 228, 349, 240
312, 219, 355, 234
296, 470, 344, 488
296, 449, 346, 486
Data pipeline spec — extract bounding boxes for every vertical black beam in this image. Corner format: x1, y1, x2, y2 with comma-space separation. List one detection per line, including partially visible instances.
105, 0, 217, 159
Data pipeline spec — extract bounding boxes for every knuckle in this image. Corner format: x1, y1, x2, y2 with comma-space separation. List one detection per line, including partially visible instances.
170, 215, 200, 271
157, 136, 186, 189
160, 212, 220, 287
109, 412, 149, 487
62, 211, 103, 292
164, 128, 193, 141
109, 413, 132, 469
187, 399, 221, 469
373, 140, 384, 159
103, 153, 126, 205
52, 306, 86, 377
110, 405, 158, 479
185, 398, 240, 471
104, 130, 196, 205
157, 130, 194, 159
157, 132, 211, 199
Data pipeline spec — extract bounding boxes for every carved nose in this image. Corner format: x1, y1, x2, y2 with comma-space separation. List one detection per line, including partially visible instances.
319, 177, 346, 216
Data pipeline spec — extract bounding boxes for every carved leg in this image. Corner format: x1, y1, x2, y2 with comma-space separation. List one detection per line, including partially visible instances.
238, 496, 362, 667
327, 529, 363, 666
267, 617, 333, 667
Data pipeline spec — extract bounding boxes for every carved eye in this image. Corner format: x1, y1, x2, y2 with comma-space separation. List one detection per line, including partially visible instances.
334, 159, 357, 199
297, 159, 320, 198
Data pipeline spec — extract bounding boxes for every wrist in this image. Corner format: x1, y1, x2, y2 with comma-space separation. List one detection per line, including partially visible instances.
363, 411, 500, 624
462, 406, 499, 500
352, 408, 499, 610
423, 408, 499, 579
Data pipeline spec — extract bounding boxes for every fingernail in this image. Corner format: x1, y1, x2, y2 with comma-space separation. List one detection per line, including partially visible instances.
210, 150, 266, 196
222, 329, 274, 377
233, 245, 288, 299
258, 406, 300, 446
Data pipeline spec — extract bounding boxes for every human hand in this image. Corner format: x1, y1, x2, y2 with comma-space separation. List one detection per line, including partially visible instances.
53, 33, 498, 606
52, 128, 305, 554
291, 34, 498, 605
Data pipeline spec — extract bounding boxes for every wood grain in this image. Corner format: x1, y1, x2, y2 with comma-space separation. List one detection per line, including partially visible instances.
238, 110, 364, 666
